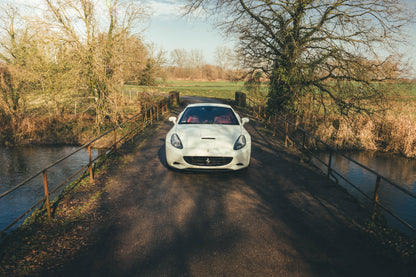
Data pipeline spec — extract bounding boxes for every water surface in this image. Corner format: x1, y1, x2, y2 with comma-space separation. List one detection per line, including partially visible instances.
0, 145, 98, 232
313, 151, 416, 237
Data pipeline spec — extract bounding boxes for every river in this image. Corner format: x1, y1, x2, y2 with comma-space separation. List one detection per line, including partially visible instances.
313, 151, 416, 237
0, 145, 98, 232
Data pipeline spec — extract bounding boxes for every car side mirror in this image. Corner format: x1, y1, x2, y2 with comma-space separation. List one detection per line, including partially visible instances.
242, 118, 249, 125
169, 116, 177, 124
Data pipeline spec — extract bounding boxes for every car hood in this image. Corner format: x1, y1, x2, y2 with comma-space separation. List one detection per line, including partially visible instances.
174, 124, 243, 154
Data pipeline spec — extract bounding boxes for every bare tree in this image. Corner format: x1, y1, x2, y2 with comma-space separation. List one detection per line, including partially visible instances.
0, 5, 22, 64
0, 64, 19, 116
170, 48, 200, 78
187, 0, 413, 115
214, 46, 234, 70
139, 43, 167, 84
0, 4, 51, 116
112, 36, 148, 84
45, 0, 149, 124
170, 48, 189, 68
0, 5, 24, 116
189, 49, 205, 69
0, 3, 93, 116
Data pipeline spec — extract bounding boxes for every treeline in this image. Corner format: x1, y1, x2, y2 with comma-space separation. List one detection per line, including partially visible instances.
137, 47, 245, 83
0, 1, 162, 145
163, 48, 243, 81
0, 1, 244, 145
164, 64, 242, 81
0, 1, 154, 115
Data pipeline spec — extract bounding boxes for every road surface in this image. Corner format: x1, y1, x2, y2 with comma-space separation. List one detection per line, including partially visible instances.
51, 97, 409, 276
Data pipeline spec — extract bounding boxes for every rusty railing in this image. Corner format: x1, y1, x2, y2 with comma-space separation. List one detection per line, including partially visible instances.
0, 97, 171, 236
244, 96, 416, 235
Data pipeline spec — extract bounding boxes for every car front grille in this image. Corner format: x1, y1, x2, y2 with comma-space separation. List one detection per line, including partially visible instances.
183, 156, 233, 166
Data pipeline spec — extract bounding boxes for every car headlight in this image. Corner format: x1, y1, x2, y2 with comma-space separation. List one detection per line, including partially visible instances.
171, 133, 183, 149
234, 135, 246, 150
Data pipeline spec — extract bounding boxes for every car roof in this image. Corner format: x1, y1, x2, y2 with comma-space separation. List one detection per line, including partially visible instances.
185, 103, 233, 109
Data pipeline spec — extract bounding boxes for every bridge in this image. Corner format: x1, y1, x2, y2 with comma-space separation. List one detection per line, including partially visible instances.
0, 95, 414, 276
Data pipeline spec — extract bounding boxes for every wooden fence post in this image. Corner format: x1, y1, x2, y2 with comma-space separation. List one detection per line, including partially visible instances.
43, 170, 52, 223
302, 131, 306, 149
235, 91, 246, 107
327, 150, 333, 178
284, 121, 289, 147
113, 129, 117, 149
88, 145, 94, 183
371, 176, 382, 221
169, 91, 180, 106
273, 115, 277, 136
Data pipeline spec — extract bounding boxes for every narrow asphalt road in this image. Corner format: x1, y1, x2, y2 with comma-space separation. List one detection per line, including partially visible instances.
53, 97, 409, 276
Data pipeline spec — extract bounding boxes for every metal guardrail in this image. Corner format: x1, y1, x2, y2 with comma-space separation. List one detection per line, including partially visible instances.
244, 96, 416, 235
0, 97, 171, 236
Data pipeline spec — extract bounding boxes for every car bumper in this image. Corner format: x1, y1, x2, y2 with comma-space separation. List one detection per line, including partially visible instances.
165, 143, 251, 171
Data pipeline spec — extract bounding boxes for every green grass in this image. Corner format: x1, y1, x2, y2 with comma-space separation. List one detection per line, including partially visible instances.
125, 80, 249, 100
387, 82, 416, 97
164, 80, 246, 87
123, 80, 416, 117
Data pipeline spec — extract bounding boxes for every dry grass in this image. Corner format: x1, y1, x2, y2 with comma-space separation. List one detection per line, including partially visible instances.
382, 113, 416, 158
306, 100, 416, 158
0, 88, 161, 146
0, 113, 97, 146
313, 115, 377, 151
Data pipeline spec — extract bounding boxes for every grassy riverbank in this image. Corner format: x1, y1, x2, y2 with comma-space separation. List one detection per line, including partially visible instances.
124, 80, 249, 100
0, 91, 161, 147
302, 89, 416, 158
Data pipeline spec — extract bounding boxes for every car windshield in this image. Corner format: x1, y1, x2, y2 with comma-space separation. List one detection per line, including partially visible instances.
179, 106, 239, 125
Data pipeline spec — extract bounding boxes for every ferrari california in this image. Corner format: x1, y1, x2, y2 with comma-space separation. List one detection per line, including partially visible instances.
165, 103, 251, 170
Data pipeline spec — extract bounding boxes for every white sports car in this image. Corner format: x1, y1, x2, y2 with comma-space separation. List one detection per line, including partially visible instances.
165, 103, 251, 170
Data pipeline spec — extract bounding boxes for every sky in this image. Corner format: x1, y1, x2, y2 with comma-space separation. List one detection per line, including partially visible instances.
145, 0, 416, 75
4, 0, 416, 75
143, 0, 236, 65
6, 0, 235, 65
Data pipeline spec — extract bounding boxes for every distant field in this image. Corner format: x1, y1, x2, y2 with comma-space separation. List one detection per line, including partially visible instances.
125, 79, 416, 98
124, 80, 263, 100
387, 82, 416, 97
160, 80, 245, 99
123, 80, 416, 116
